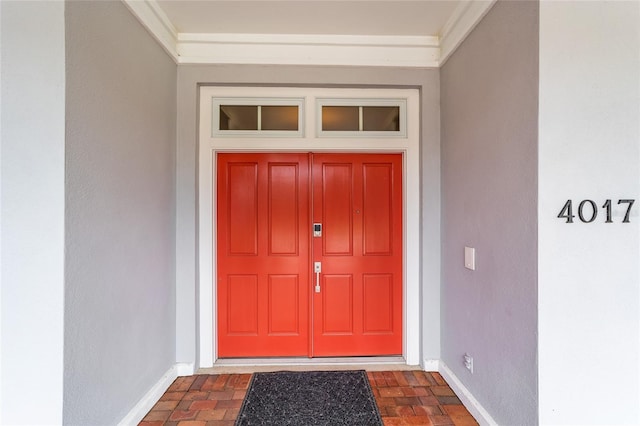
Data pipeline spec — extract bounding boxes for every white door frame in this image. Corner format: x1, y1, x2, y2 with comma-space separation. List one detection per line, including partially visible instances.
197, 86, 420, 367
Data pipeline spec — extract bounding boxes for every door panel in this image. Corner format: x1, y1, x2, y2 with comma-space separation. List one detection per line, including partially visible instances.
312, 153, 402, 356
322, 164, 353, 255
363, 163, 394, 255
268, 164, 300, 255
362, 274, 394, 333
226, 275, 258, 334
322, 274, 354, 334
217, 153, 310, 357
227, 164, 258, 255
268, 275, 300, 334
217, 152, 402, 357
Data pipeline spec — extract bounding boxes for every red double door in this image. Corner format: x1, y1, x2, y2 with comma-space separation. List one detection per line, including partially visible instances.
216, 153, 402, 357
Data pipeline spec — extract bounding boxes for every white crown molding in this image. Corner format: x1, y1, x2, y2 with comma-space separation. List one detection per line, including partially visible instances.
122, 0, 179, 62
439, 0, 497, 66
122, 0, 495, 66
177, 33, 440, 67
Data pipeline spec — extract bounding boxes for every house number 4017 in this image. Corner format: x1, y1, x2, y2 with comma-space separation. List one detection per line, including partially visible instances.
558, 199, 635, 223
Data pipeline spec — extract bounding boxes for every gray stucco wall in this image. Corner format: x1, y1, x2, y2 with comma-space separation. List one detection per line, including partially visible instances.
440, 1, 539, 424
175, 65, 441, 368
64, 2, 177, 424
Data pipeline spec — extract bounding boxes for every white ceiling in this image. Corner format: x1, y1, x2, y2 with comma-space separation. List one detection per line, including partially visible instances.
155, 1, 459, 36
124, 0, 496, 67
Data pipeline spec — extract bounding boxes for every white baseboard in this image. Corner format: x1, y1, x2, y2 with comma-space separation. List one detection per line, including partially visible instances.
117, 364, 179, 426
176, 362, 195, 376
422, 358, 440, 371
439, 361, 498, 426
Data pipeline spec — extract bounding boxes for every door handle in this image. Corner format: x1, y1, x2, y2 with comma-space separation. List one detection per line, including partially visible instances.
314, 262, 321, 293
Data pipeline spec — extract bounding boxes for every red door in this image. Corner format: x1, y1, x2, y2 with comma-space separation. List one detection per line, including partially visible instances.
311, 154, 403, 356
217, 153, 402, 357
217, 153, 310, 357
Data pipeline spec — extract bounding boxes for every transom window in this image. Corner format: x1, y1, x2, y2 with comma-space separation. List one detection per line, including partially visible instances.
212, 98, 305, 137
317, 98, 406, 138
211, 97, 407, 138
321, 106, 399, 131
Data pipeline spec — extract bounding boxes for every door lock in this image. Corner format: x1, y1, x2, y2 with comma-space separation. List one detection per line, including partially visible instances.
313, 223, 322, 237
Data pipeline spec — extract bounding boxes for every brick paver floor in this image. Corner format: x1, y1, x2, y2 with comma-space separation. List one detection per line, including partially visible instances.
140, 371, 478, 426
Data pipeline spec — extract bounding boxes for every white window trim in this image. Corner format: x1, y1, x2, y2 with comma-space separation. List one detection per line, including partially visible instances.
316, 98, 407, 138
212, 97, 305, 138
198, 86, 421, 367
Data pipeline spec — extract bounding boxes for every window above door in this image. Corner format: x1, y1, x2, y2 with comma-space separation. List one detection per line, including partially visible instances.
211, 96, 407, 139
212, 98, 305, 138
317, 99, 406, 138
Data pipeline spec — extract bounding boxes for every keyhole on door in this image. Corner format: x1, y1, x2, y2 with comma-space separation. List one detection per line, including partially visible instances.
355, 209, 361, 214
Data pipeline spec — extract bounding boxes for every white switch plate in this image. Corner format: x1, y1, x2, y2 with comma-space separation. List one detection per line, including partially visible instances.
464, 247, 476, 270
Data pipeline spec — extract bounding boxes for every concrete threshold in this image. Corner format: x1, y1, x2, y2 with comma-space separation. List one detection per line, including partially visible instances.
197, 356, 419, 374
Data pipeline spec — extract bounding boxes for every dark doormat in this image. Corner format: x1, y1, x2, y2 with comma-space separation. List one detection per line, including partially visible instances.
235, 370, 383, 426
